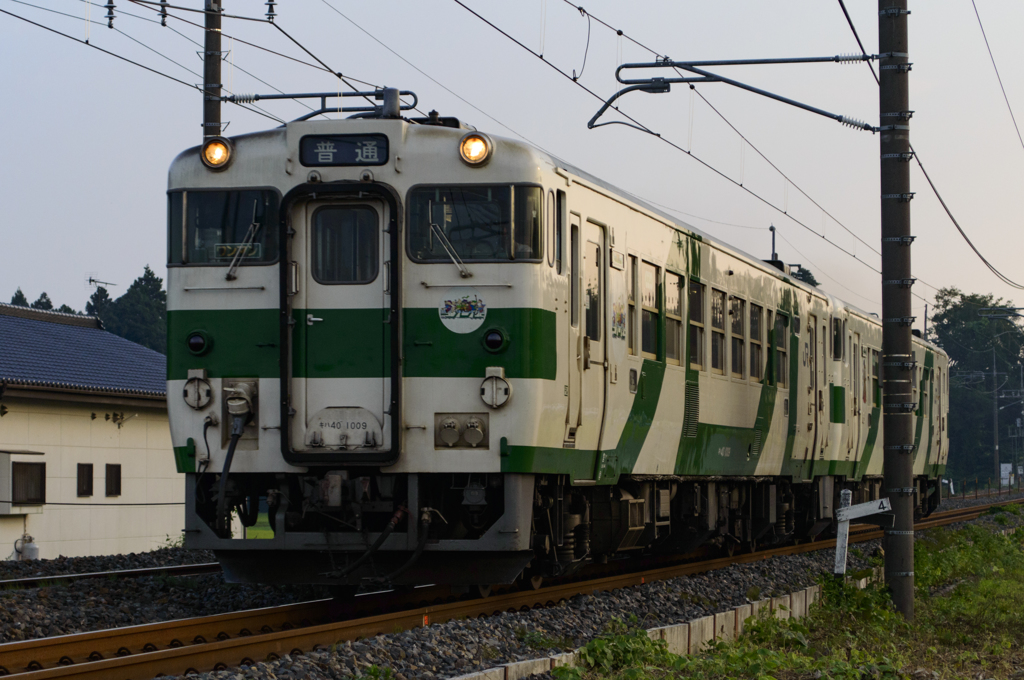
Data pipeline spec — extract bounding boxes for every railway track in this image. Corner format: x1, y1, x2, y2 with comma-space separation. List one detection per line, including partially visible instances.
0, 564, 221, 591
2, 496, 1021, 680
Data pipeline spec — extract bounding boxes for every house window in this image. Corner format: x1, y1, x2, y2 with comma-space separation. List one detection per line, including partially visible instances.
749, 304, 764, 380
627, 256, 637, 355
641, 261, 659, 358
12, 462, 45, 505
689, 281, 705, 370
730, 296, 745, 378
710, 289, 726, 374
775, 312, 789, 387
665, 272, 683, 365
105, 464, 122, 497
77, 463, 94, 497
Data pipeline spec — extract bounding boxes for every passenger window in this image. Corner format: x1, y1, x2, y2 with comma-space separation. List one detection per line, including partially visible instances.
311, 206, 378, 284
749, 304, 763, 380
710, 289, 726, 374
689, 281, 705, 370
641, 261, 659, 358
872, 350, 880, 407
775, 313, 789, 387
730, 297, 745, 378
665, 272, 683, 365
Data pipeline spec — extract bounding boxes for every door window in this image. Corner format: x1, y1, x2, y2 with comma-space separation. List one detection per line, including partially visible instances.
775, 312, 788, 387
665, 272, 683, 365
311, 206, 378, 284
730, 296, 745, 378
641, 262, 659, 358
749, 304, 763, 380
585, 241, 602, 341
689, 281, 705, 370
710, 289, 726, 374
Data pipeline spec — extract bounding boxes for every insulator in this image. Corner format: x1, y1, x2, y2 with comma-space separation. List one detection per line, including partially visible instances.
839, 115, 869, 130
836, 53, 864, 64
266, 0, 277, 22
159, 0, 168, 27
232, 93, 258, 104
104, 0, 115, 28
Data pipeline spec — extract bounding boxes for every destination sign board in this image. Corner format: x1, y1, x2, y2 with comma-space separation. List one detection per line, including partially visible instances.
299, 134, 389, 167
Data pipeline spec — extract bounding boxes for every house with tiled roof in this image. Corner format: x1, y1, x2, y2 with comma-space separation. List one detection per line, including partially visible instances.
0, 303, 182, 559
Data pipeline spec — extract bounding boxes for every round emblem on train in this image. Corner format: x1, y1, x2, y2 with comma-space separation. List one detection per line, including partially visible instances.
438, 287, 487, 334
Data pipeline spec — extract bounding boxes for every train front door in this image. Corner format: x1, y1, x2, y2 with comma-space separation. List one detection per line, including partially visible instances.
292, 199, 393, 457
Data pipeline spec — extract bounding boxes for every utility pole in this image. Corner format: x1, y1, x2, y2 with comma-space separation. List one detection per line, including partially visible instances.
879, 0, 915, 620
769, 224, 777, 260
203, 1, 222, 139
993, 346, 1000, 483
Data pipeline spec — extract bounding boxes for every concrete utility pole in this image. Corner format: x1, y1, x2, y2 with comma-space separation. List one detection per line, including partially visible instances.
203, 0, 222, 138
879, 0, 915, 620
993, 346, 1000, 482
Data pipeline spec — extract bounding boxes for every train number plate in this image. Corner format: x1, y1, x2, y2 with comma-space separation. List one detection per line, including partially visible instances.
305, 407, 383, 450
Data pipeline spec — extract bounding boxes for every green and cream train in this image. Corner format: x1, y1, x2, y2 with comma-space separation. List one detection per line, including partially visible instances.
167, 97, 948, 588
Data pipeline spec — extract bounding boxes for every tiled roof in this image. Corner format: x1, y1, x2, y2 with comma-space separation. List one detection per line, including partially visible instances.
0, 304, 166, 397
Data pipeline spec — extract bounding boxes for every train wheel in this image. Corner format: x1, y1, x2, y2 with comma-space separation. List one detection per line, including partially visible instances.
529, 575, 544, 590
473, 584, 493, 598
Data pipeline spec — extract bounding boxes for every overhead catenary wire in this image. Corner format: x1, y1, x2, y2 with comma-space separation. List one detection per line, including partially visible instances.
970, 0, 1024, 154
833, 0, 1024, 292
450, 0, 882, 277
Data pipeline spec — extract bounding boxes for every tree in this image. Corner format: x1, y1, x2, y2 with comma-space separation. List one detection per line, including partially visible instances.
30, 292, 53, 310
791, 266, 819, 287
86, 286, 113, 319
56, 304, 80, 315
9, 288, 28, 307
929, 287, 1024, 483
104, 266, 166, 354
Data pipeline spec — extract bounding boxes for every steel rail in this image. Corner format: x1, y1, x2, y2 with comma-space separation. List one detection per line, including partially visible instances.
3, 497, 1021, 679
0, 563, 222, 590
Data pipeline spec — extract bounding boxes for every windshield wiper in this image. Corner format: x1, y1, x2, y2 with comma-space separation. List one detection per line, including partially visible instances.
429, 222, 471, 278
226, 200, 261, 281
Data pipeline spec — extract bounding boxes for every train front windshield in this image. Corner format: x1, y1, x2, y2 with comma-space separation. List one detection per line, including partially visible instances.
408, 185, 541, 262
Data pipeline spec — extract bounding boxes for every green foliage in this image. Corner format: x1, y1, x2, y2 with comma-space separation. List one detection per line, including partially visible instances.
515, 627, 575, 651
930, 286, 1024, 481
160, 532, 185, 549
791, 265, 819, 287
56, 304, 80, 315
359, 665, 394, 680
30, 292, 53, 310
86, 266, 167, 353
9, 288, 28, 306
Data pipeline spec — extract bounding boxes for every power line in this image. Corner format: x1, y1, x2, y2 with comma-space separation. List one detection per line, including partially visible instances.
833, 1, 1024, 292
836, 0, 879, 85
451, 0, 884, 277
971, 0, 1024, 153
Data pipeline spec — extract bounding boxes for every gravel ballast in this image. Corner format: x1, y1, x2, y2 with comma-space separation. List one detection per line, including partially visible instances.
0, 547, 215, 582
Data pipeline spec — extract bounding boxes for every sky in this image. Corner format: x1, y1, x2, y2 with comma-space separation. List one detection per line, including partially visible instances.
1, 0, 1022, 327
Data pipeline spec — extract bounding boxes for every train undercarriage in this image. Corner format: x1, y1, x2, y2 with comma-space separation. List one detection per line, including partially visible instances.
189, 471, 941, 590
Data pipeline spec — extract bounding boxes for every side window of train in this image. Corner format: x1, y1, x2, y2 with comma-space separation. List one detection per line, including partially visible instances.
584, 240, 602, 341
689, 280, 705, 370
665, 272, 683, 366
872, 349, 880, 407
627, 256, 638, 356
730, 296, 745, 378
832, 318, 843, 360
570, 218, 580, 328
749, 303, 763, 380
775, 312, 789, 387
710, 289, 726, 374
556, 190, 566, 275
547, 190, 555, 268
641, 261, 660, 359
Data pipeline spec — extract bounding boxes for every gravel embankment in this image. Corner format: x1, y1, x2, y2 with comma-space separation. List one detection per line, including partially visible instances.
937, 488, 1024, 511
0, 547, 215, 582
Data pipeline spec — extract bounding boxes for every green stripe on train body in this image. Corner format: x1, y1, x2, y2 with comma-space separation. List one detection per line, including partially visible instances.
167, 307, 556, 381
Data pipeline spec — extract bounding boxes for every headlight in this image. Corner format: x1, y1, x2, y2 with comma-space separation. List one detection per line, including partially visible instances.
459, 133, 492, 166
201, 137, 232, 170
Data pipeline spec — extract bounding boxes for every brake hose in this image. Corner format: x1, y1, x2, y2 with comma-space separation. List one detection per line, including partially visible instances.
215, 416, 247, 538
375, 513, 431, 583
332, 505, 407, 578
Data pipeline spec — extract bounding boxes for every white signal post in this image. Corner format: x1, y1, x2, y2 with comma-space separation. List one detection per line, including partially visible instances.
834, 489, 893, 577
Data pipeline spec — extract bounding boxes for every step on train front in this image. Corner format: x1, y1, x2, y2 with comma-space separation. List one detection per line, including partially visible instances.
167, 102, 948, 590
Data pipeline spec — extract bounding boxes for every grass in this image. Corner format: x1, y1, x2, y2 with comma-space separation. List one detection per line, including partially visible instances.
244, 512, 275, 539
553, 513, 1024, 680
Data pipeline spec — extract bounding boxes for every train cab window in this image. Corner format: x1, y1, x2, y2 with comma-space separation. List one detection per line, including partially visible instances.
641, 261, 659, 358
749, 304, 763, 380
730, 297, 745, 378
665, 272, 683, 365
775, 312, 789, 387
169, 190, 280, 265
584, 241, 601, 341
408, 185, 543, 262
311, 206, 378, 284
627, 256, 638, 355
710, 289, 726, 374
832, 318, 843, 360
689, 280, 705, 370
